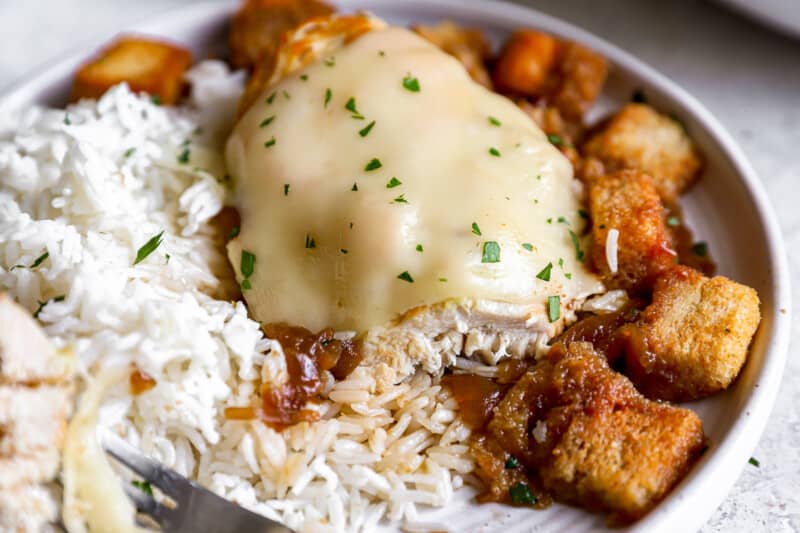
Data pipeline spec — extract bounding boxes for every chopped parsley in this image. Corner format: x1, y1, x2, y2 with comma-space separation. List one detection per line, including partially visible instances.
11, 251, 49, 271
378, 50, 386, 57
240, 250, 256, 280
509, 482, 537, 505
402, 74, 420, 92
283, 183, 290, 196
63, 114, 71, 125
359, 120, 376, 137
557, 216, 568, 224
488, 116, 502, 126
393, 194, 408, 204
386, 177, 402, 188
504, 456, 519, 469
33, 295, 65, 319
558, 258, 565, 269
323, 56, 336, 67
536, 262, 553, 281
438, 277, 448, 282
522, 243, 533, 252
565, 272, 572, 279
667, 215, 680, 227
132, 480, 153, 496
300, 74, 309, 81
124, 147, 136, 158
305, 235, 316, 249
151, 95, 162, 106
133, 231, 164, 265
416, 244, 424, 252
264, 137, 276, 148
692, 241, 708, 257
748, 457, 760, 468
365, 158, 382, 171
568, 230, 585, 262
340, 248, 348, 254
259, 115, 275, 128
177, 148, 190, 164
344, 97, 364, 119
489, 147, 501, 157
282, 90, 290, 100
547, 134, 564, 146
241, 279, 252, 290
397, 271, 414, 283
471, 222, 482, 236
266, 92, 277, 104
351, 182, 359, 191
578, 209, 589, 220
547, 295, 561, 323
546, 218, 553, 224
229, 226, 240, 238
324, 88, 332, 108
481, 241, 501, 263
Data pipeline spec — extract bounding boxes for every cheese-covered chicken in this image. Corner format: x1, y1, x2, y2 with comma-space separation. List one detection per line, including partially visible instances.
227, 15, 604, 383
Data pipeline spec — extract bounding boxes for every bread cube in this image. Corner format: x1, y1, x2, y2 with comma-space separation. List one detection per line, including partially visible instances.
624, 265, 761, 401
550, 41, 608, 121
583, 103, 702, 201
588, 170, 677, 292
414, 21, 493, 88
492, 30, 558, 95
229, 0, 334, 70
71, 36, 192, 104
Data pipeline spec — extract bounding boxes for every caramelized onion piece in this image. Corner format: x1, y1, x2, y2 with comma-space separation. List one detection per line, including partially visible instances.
442, 374, 504, 430
129, 366, 156, 395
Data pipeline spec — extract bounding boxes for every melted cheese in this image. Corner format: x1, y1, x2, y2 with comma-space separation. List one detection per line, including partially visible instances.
227, 24, 603, 333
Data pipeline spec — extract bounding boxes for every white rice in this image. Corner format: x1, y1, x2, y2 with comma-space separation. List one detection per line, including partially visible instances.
0, 62, 471, 532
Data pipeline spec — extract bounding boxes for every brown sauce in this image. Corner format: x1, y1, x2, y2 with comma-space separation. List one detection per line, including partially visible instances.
554, 300, 643, 360
664, 204, 715, 276
129, 366, 156, 395
224, 323, 362, 430
442, 374, 504, 430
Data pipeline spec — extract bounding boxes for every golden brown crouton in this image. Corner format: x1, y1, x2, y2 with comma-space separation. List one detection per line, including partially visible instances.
492, 30, 558, 95
549, 41, 608, 122
229, 0, 334, 70
484, 342, 704, 522
588, 170, 677, 292
414, 21, 493, 88
583, 103, 702, 202
71, 36, 191, 104
620, 265, 761, 402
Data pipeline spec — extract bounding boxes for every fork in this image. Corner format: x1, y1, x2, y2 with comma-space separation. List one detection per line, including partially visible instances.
102, 431, 293, 533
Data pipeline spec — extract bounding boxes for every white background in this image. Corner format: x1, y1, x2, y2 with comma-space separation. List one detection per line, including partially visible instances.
1, 0, 798, 530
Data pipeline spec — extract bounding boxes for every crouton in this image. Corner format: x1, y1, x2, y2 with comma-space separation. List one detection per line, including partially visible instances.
229, 0, 334, 71
485, 342, 704, 522
620, 265, 760, 402
492, 30, 558, 95
72, 36, 192, 104
414, 21, 493, 88
549, 41, 608, 121
588, 170, 677, 292
583, 103, 702, 202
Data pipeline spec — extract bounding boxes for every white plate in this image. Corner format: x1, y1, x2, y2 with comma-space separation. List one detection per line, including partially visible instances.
0, 1, 791, 532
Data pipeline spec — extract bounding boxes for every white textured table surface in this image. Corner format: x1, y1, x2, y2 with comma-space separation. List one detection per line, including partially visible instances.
1, 0, 797, 531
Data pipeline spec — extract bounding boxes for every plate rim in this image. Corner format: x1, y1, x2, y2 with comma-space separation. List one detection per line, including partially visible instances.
0, 1, 791, 532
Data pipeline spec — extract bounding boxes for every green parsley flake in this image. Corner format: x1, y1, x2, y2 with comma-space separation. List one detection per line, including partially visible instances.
64, 114, 72, 125
359, 120, 376, 137
748, 457, 760, 467
283, 184, 290, 196
547, 218, 553, 224
557, 216, 568, 224
324, 57, 336, 67
344, 97, 364, 119
565, 272, 572, 279
240, 250, 255, 278
522, 243, 533, 252
305, 235, 316, 249
133, 231, 164, 265
548, 295, 561, 322
259, 115, 275, 128
402, 74, 420, 92
489, 147, 501, 157
547, 134, 564, 146
397, 271, 414, 283
536, 262, 553, 281
378, 50, 386, 57
132, 480, 153, 496
471, 222, 482, 236
264, 137, 276, 148
340, 249, 348, 254
151, 95, 162, 106
365, 158, 382, 171
504, 456, 519, 469
488, 116, 502, 126
124, 147, 136, 158
351, 183, 359, 191
509, 483, 537, 505
241, 279, 252, 290
578, 209, 589, 220
386, 177, 402, 188
266, 92, 277, 104
11, 251, 49, 271
177, 148, 190, 164
692, 241, 708, 257
229, 226, 240, 238
416, 244, 423, 252
482, 241, 501, 263
568, 230, 585, 262
300, 74, 309, 81
324, 88, 332, 108
393, 194, 408, 204
283, 90, 291, 100
438, 277, 448, 282
667, 215, 680, 227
